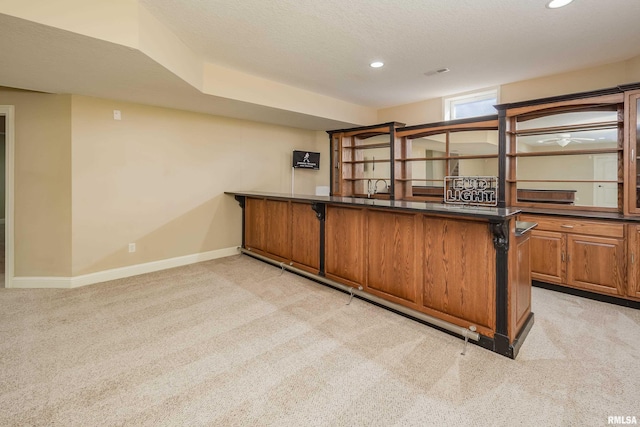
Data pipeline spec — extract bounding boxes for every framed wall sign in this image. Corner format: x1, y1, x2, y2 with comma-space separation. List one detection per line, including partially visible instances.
293, 150, 320, 170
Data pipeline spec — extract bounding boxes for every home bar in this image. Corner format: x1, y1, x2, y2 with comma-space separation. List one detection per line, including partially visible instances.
228, 82, 640, 359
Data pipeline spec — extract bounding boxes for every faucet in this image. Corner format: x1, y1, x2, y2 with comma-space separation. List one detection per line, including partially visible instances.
366, 179, 373, 198
374, 179, 388, 195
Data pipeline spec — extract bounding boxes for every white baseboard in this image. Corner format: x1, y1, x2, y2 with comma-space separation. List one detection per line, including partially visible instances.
10, 246, 240, 289
11, 277, 72, 289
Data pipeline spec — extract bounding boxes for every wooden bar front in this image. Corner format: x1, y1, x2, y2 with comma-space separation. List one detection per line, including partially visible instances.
230, 192, 534, 358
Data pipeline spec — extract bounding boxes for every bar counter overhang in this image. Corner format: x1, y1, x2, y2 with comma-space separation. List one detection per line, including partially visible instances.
226, 191, 536, 359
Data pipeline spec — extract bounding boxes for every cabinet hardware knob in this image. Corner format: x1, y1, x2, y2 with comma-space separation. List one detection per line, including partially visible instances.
632, 254, 636, 264
561, 225, 574, 229
562, 252, 565, 262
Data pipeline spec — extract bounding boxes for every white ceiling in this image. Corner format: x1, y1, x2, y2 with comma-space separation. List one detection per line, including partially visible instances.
1, 0, 640, 130
139, 0, 640, 107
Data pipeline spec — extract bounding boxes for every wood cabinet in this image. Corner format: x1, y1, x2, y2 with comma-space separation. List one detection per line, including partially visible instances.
626, 225, 640, 300
421, 216, 496, 334
624, 90, 640, 215
565, 234, 624, 296
521, 214, 626, 297
394, 117, 499, 203
500, 92, 624, 212
528, 229, 564, 284
245, 197, 319, 271
328, 122, 404, 198
232, 191, 534, 358
510, 231, 532, 339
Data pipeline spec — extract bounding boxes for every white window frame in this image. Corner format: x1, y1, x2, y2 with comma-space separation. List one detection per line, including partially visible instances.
443, 88, 499, 121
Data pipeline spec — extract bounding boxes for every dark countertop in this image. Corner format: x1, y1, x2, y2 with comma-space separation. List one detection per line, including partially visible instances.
226, 191, 521, 221
515, 221, 537, 236
519, 207, 640, 222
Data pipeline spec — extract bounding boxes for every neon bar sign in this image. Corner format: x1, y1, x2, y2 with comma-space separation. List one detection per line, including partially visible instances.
444, 176, 498, 206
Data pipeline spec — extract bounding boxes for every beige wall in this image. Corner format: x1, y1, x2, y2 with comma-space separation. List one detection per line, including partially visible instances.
379, 54, 640, 125
0, 129, 4, 220
0, 87, 72, 277
71, 96, 328, 275
4, 52, 640, 280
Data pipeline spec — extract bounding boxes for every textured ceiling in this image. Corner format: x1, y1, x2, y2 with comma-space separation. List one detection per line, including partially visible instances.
140, 0, 640, 107
1, 1, 640, 130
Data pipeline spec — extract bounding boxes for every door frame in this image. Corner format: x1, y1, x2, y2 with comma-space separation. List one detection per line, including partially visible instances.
0, 106, 15, 288
592, 154, 617, 208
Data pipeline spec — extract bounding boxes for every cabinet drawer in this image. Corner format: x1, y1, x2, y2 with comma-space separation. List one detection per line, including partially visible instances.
519, 215, 624, 238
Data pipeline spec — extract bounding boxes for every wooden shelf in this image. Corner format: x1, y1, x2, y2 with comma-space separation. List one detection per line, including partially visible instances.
344, 143, 390, 149
343, 178, 391, 181
509, 121, 620, 137
342, 159, 390, 164
396, 154, 498, 161
508, 179, 621, 183
509, 148, 620, 157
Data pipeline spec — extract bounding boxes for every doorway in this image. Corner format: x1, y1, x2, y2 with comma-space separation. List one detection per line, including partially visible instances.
0, 115, 5, 286
593, 154, 618, 208
0, 106, 14, 288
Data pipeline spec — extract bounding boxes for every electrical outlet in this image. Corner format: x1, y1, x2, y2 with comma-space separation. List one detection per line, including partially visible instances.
128, 243, 136, 253
113, 110, 121, 120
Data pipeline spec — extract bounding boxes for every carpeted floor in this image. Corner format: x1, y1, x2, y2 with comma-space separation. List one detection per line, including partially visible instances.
0, 254, 638, 426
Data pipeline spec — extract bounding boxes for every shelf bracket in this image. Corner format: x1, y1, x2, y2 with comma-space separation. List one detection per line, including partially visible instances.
234, 195, 245, 209
311, 202, 326, 221
490, 220, 509, 251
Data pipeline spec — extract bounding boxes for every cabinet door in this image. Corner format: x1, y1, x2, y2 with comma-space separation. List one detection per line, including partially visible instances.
529, 230, 565, 284
626, 92, 640, 214
566, 234, 625, 296
627, 225, 640, 299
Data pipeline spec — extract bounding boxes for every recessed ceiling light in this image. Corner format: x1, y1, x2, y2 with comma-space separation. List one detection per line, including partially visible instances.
370, 61, 384, 68
546, 0, 574, 9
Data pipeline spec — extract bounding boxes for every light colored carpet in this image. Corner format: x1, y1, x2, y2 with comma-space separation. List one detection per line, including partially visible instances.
0, 254, 638, 426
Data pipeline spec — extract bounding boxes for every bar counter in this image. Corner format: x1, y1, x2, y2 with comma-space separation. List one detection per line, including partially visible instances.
227, 191, 535, 358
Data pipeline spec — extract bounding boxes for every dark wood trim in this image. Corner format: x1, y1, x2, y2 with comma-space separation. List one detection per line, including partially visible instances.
618, 83, 640, 92
533, 280, 640, 309
398, 114, 499, 133
234, 195, 246, 247
510, 312, 535, 359
311, 202, 326, 275
494, 86, 623, 112
498, 109, 507, 208
491, 219, 510, 339
326, 121, 405, 135
390, 125, 396, 199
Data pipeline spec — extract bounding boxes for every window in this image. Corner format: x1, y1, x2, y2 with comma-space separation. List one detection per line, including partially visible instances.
444, 88, 499, 120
